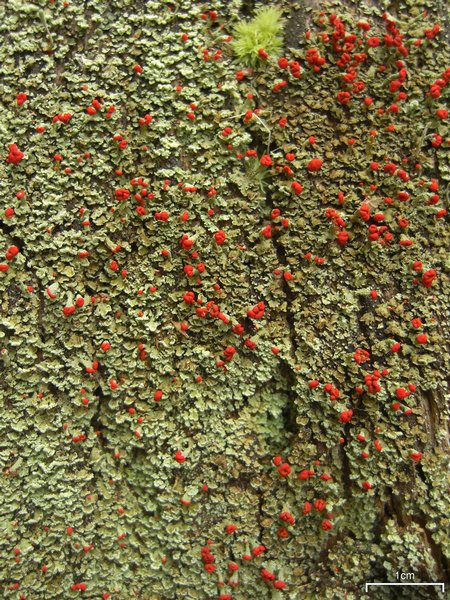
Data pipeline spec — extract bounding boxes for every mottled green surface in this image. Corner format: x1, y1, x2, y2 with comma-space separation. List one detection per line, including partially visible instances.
0, 0, 449, 598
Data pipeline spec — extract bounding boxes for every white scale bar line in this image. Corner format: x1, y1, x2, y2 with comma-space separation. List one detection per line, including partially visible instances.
366, 583, 445, 592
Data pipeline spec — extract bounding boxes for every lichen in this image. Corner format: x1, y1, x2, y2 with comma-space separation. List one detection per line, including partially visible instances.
0, 0, 449, 598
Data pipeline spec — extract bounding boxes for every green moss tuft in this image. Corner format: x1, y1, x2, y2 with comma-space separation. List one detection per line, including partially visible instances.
231, 6, 284, 66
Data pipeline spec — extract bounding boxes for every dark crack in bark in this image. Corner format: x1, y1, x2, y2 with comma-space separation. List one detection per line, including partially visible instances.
265, 193, 299, 361
90, 384, 110, 448
413, 512, 450, 583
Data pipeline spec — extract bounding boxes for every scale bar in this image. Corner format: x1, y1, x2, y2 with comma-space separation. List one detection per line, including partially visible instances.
366, 583, 445, 592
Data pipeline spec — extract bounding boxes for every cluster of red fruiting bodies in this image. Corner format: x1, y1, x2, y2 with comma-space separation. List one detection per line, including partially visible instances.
2, 3, 447, 597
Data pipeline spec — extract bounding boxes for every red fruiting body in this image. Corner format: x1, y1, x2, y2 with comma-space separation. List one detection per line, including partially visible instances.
214, 230, 226, 245
278, 463, 291, 477
307, 158, 323, 172
174, 450, 185, 463
6, 144, 24, 164
260, 154, 272, 167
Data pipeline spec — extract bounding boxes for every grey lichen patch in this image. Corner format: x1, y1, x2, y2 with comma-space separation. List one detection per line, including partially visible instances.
0, 0, 449, 598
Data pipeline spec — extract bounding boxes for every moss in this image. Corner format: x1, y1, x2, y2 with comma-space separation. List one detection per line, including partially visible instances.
231, 6, 285, 66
